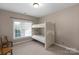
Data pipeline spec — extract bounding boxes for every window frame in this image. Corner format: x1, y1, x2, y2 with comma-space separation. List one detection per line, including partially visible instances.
13, 19, 32, 40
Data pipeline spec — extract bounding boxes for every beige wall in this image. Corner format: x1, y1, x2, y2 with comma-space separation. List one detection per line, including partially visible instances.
0, 9, 38, 42
39, 4, 79, 50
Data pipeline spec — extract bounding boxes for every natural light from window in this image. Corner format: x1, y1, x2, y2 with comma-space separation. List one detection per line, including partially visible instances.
13, 19, 32, 39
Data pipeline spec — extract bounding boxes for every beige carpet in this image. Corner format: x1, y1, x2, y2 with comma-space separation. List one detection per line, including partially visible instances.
13, 40, 79, 55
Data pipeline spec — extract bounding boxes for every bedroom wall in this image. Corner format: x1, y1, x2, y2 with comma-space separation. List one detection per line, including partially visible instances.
0, 14, 1, 36
0, 9, 38, 43
39, 4, 79, 50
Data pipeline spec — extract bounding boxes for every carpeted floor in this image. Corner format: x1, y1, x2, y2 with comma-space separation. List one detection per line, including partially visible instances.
13, 40, 79, 55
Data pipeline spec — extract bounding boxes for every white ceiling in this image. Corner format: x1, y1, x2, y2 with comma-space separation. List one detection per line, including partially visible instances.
0, 3, 77, 17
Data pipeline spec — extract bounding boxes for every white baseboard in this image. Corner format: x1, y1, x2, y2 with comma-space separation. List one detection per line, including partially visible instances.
55, 43, 79, 53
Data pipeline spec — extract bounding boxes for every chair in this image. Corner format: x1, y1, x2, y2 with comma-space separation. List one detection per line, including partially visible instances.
2, 36, 13, 47
0, 37, 13, 55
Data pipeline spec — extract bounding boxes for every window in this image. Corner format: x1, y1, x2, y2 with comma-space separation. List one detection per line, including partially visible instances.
13, 19, 32, 39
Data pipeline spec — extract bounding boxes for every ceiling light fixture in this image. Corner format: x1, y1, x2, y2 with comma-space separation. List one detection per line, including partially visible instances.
33, 3, 39, 8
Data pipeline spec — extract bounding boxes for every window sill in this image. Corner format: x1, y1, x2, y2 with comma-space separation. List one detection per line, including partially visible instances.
14, 36, 32, 40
